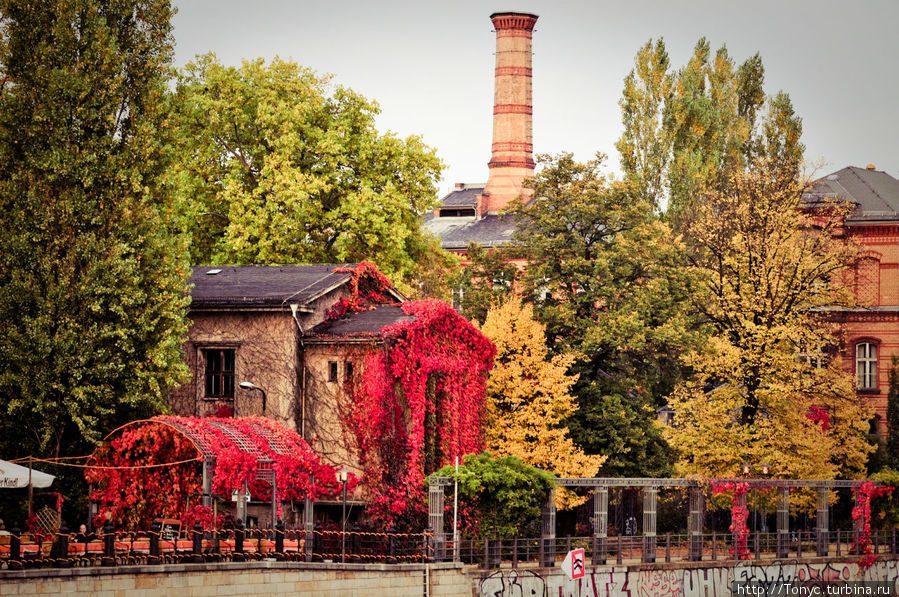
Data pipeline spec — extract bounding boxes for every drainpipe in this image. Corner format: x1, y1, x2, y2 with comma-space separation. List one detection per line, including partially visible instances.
290, 304, 307, 439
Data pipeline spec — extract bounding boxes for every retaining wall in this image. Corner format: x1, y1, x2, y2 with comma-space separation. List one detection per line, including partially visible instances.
0, 561, 470, 597
470, 558, 899, 597
3, 557, 898, 596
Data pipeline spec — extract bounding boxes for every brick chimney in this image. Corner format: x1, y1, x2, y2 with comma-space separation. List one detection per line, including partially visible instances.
478, 11, 538, 216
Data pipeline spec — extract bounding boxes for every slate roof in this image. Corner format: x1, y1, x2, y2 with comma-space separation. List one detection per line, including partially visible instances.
804, 166, 899, 222
309, 305, 415, 338
423, 184, 521, 250
439, 186, 481, 208
189, 264, 403, 309
423, 212, 520, 250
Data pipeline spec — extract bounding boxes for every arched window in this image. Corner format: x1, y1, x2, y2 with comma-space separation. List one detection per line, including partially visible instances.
856, 341, 878, 390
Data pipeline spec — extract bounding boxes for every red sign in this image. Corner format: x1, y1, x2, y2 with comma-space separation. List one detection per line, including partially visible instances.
562, 547, 585, 580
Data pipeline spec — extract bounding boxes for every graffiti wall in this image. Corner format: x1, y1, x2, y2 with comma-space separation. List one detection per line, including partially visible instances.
477, 560, 899, 597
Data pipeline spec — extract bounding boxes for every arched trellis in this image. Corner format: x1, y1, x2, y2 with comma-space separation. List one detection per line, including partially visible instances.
87, 416, 349, 529
427, 476, 887, 564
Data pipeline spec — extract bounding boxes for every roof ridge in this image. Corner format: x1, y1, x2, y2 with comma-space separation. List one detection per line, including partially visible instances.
846, 166, 890, 207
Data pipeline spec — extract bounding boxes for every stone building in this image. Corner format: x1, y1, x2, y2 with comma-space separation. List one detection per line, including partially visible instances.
169, 263, 406, 469
423, 12, 538, 255
805, 165, 899, 431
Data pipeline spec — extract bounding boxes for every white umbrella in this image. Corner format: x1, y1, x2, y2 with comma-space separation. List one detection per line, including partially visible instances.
0, 459, 55, 489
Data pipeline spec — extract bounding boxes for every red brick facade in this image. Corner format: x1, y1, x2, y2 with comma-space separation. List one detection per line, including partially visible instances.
810, 166, 899, 433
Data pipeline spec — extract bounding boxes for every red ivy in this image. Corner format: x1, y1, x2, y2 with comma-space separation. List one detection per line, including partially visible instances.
326, 262, 396, 320
712, 481, 751, 560
349, 299, 496, 525
852, 480, 894, 570
86, 416, 354, 530
806, 405, 830, 432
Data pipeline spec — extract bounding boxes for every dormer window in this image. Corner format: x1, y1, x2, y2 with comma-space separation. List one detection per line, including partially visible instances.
439, 208, 476, 218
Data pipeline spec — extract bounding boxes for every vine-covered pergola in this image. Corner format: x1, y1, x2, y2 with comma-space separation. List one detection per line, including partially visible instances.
427, 476, 887, 564
87, 416, 349, 530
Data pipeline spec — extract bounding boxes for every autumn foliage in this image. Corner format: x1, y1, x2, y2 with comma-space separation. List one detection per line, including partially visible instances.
479, 296, 605, 508
325, 261, 397, 320
664, 162, 872, 481
86, 416, 349, 529
852, 481, 894, 569
347, 299, 495, 525
712, 481, 751, 560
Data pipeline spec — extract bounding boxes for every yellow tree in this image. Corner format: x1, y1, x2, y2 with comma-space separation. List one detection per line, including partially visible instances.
664, 160, 873, 481
479, 296, 605, 508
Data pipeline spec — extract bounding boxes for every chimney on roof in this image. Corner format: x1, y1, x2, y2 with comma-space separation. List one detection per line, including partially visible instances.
478, 11, 538, 216
866, 164, 876, 170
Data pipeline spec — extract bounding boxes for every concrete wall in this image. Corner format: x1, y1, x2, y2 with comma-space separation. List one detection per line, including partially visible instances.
471, 558, 899, 597
0, 562, 470, 597
5, 558, 898, 597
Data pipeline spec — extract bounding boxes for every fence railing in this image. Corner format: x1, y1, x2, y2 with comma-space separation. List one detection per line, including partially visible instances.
455, 529, 899, 568
0, 521, 435, 570
3, 524, 896, 571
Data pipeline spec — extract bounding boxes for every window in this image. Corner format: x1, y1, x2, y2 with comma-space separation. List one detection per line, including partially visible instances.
439, 208, 475, 218
345, 361, 354, 383
856, 342, 878, 390
204, 349, 235, 398
328, 361, 338, 383
796, 342, 826, 369
451, 286, 464, 311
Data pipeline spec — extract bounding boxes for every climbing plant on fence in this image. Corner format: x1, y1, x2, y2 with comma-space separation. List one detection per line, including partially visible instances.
86, 415, 351, 529
348, 299, 496, 526
853, 480, 894, 570
712, 481, 751, 560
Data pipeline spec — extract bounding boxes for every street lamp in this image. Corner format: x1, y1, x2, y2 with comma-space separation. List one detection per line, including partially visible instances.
338, 468, 349, 563
239, 381, 267, 413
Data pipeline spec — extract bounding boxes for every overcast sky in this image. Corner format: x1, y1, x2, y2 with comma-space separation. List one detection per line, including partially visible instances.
171, 0, 899, 195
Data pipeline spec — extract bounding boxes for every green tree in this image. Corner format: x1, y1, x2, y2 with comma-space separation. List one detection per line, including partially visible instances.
169, 54, 451, 295
664, 161, 873, 479
0, 0, 189, 468
509, 153, 701, 476
887, 357, 899, 466
617, 38, 802, 218
430, 452, 555, 539
447, 243, 519, 323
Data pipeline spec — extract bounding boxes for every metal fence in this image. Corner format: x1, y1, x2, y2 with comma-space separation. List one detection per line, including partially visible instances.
4, 521, 897, 571
0, 520, 435, 570
454, 529, 899, 568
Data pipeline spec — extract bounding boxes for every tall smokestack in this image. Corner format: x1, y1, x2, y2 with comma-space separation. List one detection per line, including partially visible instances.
479, 11, 538, 216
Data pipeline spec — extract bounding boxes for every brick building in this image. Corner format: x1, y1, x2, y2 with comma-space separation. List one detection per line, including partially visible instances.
805, 165, 899, 432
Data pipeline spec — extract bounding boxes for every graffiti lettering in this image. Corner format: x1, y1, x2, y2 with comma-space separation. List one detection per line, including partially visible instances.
477, 561, 896, 597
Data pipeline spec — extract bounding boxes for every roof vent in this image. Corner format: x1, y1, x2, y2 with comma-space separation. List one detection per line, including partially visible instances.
206, 268, 222, 275
866, 164, 876, 170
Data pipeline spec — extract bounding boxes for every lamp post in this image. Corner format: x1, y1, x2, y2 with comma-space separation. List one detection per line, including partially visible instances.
744, 462, 771, 534
759, 463, 770, 533
239, 381, 267, 414
338, 468, 348, 563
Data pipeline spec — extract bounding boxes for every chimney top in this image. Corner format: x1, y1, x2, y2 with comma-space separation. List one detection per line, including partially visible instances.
866, 164, 876, 170
489, 11, 539, 19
